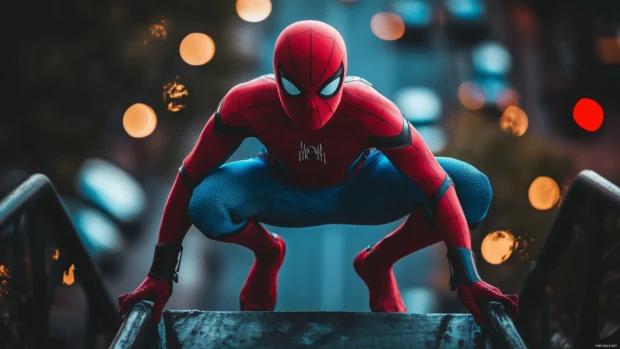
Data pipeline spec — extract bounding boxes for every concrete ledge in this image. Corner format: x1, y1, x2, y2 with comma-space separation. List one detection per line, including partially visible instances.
156, 311, 483, 349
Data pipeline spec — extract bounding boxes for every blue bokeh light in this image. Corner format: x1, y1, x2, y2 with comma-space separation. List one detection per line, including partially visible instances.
417, 125, 447, 153
73, 206, 124, 257
475, 76, 511, 105
445, 0, 486, 21
472, 41, 512, 76
394, 87, 442, 123
76, 159, 146, 224
395, 0, 433, 27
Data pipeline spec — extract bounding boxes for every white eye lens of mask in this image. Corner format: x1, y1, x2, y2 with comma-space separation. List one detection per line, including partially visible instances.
281, 76, 301, 96
319, 76, 341, 97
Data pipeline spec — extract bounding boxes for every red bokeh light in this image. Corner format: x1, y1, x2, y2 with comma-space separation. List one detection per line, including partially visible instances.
573, 98, 603, 132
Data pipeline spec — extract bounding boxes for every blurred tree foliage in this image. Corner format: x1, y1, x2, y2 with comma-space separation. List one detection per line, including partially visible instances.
3, 0, 255, 193
442, 110, 576, 292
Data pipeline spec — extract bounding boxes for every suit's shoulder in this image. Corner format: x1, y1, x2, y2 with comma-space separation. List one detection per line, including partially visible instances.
225, 74, 278, 99
217, 75, 281, 126
340, 75, 398, 115
344, 76, 372, 86
339, 76, 404, 137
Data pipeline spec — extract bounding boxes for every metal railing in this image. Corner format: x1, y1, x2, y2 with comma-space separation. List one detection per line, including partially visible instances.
484, 301, 527, 348
0, 174, 120, 347
518, 170, 620, 348
109, 301, 154, 349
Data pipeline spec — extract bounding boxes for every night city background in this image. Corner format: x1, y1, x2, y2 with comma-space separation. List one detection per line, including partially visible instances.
2, 0, 620, 348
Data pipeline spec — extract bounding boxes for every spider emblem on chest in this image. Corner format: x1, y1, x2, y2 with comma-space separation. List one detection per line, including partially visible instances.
299, 142, 326, 164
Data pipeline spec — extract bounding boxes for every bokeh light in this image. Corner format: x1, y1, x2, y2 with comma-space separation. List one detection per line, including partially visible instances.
149, 20, 168, 40
394, 0, 433, 27
573, 98, 604, 132
236, 0, 272, 23
371, 12, 406, 41
395, 87, 442, 123
77, 158, 147, 223
417, 125, 447, 153
596, 37, 620, 65
500, 106, 528, 136
528, 176, 560, 210
457, 82, 486, 110
472, 41, 512, 75
52, 248, 60, 260
481, 230, 515, 265
0, 265, 9, 296
180, 33, 215, 66
496, 88, 519, 111
123, 103, 157, 138
73, 207, 125, 258
445, 0, 486, 21
63, 264, 76, 286
163, 77, 188, 112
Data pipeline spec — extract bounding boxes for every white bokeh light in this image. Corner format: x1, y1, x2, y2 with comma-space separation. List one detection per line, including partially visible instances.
417, 125, 447, 153
472, 41, 512, 75
76, 159, 146, 223
395, 87, 442, 123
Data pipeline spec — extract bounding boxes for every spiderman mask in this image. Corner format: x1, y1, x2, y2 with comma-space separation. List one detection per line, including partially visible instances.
273, 20, 348, 131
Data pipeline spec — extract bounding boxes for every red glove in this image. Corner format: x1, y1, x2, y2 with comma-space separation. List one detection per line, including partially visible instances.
457, 280, 519, 325
118, 243, 182, 322
446, 246, 519, 325
118, 276, 172, 323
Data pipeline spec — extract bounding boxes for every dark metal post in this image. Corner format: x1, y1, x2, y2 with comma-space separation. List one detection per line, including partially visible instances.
484, 301, 528, 349
109, 301, 155, 349
576, 200, 605, 348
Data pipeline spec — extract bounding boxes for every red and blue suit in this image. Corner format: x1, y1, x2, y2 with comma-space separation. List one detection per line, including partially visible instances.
119, 20, 519, 324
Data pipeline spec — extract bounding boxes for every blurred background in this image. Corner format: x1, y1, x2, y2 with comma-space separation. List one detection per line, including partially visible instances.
2, 0, 620, 346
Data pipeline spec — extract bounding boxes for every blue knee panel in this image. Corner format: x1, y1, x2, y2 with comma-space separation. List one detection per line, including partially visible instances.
436, 157, 492, 224
188, 167, 251, 238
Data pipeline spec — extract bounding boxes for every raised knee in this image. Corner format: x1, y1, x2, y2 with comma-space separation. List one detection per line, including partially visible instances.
438, 158, 492, 224
458, 169, 492, 224
188, 174, 234, 239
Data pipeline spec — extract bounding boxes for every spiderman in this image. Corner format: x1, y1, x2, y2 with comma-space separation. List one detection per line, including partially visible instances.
119, 20, 518, 325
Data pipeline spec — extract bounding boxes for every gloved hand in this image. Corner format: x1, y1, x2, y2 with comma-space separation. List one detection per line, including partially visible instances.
118, 276, 172, 323
457, 280, 519, 325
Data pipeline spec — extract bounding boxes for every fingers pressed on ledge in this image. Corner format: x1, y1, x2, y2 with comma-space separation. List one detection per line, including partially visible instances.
118, 292, 142, 314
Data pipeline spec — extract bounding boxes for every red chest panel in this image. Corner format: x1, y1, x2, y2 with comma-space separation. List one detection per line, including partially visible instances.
253, 111, 367, 188
215, 75, 398, 189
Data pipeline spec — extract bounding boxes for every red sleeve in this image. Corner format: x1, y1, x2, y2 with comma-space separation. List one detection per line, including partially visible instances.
340, 81, 471, 249
376, 119, 471, 249
157, 84, 257, 243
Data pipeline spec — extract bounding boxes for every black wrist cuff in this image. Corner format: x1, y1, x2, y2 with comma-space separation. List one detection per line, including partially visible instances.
148, 243, 183, 283
447, 246, 481, 291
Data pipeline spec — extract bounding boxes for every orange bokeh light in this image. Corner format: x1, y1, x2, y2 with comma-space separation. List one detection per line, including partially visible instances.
500, 106, 528, 136
457, 82, 486, 110
180, 33, 215, 66
371, 12, 405, 41
0, 265, 9, 296
123, 103, 157, 138
163, 77, 188, 112
496, 88, 519, 111
149, 21, 168, 40
63, 264, 76, 286
573, 98, 603, 132
236, 0, 272, 23
52, 248, 60, 260
596, 37, 620, 65
481, 231, 516, 265
528, 176, 560, 210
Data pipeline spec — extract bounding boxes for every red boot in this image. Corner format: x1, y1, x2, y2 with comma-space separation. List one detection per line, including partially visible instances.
220, 220, 286, 311
354, 210, 442, 312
